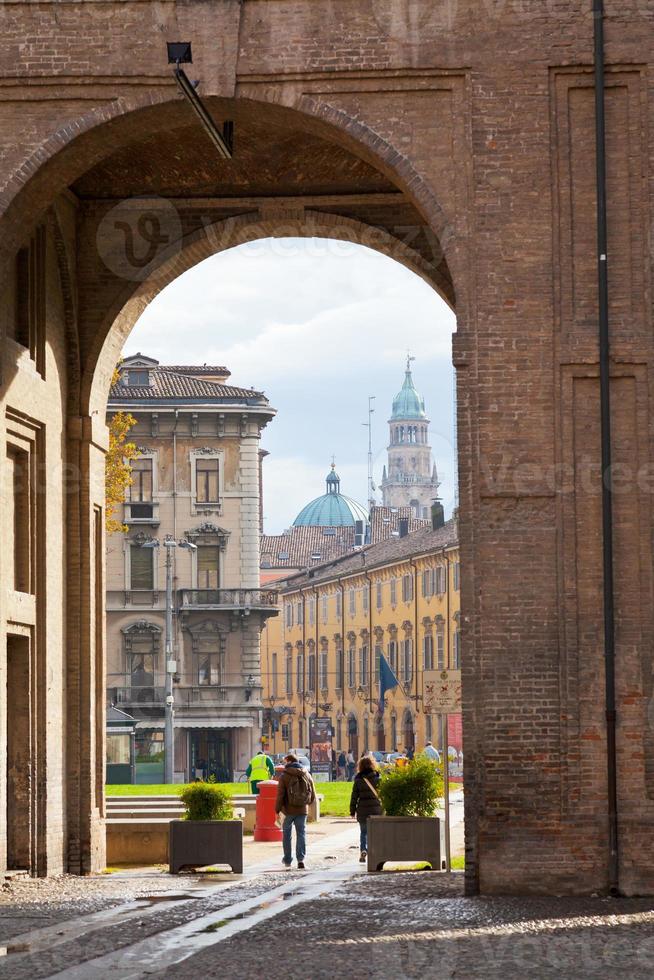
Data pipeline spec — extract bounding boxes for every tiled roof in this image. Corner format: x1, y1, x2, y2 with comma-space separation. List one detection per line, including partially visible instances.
269, 519, 458, 592
261, 505, 432, 571
369, 505, 430, 543
109, 366, 267, 404
159, 365, 230, 377
261, 525, 357, 570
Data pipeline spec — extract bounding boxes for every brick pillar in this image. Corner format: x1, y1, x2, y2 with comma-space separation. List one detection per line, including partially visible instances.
66, 416, 105, 874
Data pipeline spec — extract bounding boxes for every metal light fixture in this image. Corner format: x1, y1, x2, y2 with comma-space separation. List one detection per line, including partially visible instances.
138, 535, 197, 783
167, 42, 234, 159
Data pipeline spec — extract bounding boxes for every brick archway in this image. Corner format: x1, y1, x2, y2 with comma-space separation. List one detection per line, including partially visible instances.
0, 2, 652, 898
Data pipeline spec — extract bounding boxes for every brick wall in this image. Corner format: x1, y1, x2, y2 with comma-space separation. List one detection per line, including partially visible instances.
0, 0, 652, 893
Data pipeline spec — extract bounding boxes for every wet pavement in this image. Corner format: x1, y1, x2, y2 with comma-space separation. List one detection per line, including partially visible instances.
3, 811, 653, 979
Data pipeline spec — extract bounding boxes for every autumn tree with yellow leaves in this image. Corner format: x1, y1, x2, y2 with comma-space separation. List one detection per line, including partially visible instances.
106, 367, 140, 534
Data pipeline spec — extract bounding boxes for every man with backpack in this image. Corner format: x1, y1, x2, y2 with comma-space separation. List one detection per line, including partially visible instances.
275, 753, 316, 869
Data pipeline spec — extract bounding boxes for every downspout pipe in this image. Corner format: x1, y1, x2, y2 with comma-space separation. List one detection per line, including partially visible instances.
593, 0, 620, 896
409, 559, 419, 739
364, 570, 373, 708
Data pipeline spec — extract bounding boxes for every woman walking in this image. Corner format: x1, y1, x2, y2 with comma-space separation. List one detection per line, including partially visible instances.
350, 755, 383, 862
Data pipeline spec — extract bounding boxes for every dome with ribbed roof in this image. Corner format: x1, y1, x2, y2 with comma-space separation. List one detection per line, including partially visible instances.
293, 464, 369, 528
391, 357, 427, 420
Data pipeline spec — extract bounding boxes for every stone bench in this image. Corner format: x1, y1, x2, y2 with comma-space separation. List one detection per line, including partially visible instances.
106, 809, 248, 864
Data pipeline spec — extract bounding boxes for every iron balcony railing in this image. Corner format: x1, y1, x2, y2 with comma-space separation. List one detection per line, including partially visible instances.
107, 672, 262, 712
179, 588, 278, 610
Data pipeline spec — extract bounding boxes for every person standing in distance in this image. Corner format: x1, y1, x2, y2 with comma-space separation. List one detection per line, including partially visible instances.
350, 755, 383, 862
246, 747, 274, 795
275, 753, 316, 869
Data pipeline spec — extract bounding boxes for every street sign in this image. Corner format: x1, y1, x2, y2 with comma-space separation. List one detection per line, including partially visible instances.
309, 716, 333, 779
423, 669, 462, 713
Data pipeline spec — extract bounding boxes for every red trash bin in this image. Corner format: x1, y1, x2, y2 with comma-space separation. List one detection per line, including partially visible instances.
254, 779, 283, 842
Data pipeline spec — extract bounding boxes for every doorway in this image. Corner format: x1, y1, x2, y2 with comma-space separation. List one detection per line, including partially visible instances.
6, 634, 31, 871
402, 709, 415, 754
347, 713, 359, 759
189, 730, 231, 782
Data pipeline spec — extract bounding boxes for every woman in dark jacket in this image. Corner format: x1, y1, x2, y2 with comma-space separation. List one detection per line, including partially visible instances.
350, 755, 383, 862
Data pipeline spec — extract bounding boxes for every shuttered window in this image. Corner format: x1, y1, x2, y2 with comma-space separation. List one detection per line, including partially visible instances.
129, 458, 153, 501
196, 458, 220, 503
130, 545, 153, 590
197, 545, 219, 588
423, 634, 434, 670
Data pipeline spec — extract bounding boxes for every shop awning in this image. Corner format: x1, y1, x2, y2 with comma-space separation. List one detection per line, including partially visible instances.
135, 718, 254, 730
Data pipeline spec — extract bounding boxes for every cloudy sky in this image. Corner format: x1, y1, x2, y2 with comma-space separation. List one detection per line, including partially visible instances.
124, 238, 457, 534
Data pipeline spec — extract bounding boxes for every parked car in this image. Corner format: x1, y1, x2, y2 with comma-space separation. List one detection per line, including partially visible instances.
286, 747, 311, 771
272, 750, 311, 771
369, 751, 386, 764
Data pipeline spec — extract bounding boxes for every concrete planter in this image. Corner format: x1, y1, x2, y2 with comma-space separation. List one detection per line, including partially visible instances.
169, 819, 243, 874
367, 816, 441, 872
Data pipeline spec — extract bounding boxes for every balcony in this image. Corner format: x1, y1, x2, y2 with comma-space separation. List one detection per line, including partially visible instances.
179, 589, 278, 614
124, 500, 160, 525
107, 677, 165, 720
107, 673, 259, 716
107, 589, 161, 609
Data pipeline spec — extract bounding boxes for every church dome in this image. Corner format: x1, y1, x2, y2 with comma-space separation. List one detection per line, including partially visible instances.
391, 357, 427, 420
293, 465, 369, 528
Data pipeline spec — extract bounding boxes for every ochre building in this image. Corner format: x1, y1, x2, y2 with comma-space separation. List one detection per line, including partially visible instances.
261, 518, 460, 761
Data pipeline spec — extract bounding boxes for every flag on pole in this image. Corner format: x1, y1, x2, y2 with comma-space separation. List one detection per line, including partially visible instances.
379, 653, 399, 714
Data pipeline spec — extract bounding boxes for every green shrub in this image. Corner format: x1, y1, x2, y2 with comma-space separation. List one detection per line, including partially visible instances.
378, 755, 443, 817
180, 782, 233, 821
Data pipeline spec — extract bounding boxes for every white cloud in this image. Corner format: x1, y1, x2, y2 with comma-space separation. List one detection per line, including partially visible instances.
125, 239, 456, 533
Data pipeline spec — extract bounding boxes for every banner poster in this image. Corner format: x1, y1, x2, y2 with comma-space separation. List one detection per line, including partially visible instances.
309, 716, 333, 781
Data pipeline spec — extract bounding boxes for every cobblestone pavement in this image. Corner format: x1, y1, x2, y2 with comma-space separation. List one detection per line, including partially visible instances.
4, 818, 654, 980
0, 824, 360, 980
156, 873, 654, 980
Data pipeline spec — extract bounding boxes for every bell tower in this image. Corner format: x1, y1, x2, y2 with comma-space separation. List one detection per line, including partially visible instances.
381, 356, 440, 519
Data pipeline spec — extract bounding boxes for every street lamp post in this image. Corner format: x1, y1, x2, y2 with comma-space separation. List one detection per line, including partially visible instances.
163, 537, 176, 785
141, 534, 196, 785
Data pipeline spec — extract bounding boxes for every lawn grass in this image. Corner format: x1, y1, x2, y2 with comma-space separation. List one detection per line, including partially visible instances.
106, 780, 354, 816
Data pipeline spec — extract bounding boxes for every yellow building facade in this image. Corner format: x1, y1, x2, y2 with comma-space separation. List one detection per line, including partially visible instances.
261, 521, 460, 759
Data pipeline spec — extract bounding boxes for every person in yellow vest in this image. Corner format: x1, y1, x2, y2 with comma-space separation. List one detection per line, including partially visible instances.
246, 749, 275, 794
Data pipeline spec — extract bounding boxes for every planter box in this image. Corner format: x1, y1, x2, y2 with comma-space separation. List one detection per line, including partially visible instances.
169, 819, 243, 874
367, 816, 440, 872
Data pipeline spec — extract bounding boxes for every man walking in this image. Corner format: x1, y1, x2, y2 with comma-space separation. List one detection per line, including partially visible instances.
246, 747, 274, 795
346, 750, 356, 781
422, 740, 440, 761
275, 753, 316, 869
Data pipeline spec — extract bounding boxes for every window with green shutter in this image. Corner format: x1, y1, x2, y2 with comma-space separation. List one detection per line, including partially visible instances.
130, 545, 153, 590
